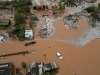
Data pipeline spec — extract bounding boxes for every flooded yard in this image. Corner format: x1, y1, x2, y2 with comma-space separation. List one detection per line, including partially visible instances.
50, 19, 90, 40
0, 39, 100, 75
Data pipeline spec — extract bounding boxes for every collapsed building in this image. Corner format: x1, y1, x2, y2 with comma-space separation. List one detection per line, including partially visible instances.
27, 62, 57, 75
63, 15, 79, 30
39, 25, 51, 38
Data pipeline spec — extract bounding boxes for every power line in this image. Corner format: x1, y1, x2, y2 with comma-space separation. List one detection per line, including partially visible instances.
63, 58, 76, 75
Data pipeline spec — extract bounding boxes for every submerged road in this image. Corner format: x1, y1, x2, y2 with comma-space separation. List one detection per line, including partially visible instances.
0, 39, 100, 75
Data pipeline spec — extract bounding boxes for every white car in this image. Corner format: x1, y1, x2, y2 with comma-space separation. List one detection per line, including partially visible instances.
56, 52, 63, 59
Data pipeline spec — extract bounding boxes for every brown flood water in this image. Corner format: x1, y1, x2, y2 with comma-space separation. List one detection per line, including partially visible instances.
50, 19, 90, 40
0, 39, 100, 75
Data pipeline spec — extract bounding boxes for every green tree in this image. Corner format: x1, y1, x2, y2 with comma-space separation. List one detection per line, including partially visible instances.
16, 8, 24, 13
58, 0, 66, 11
98, 3, 100, 8
17, 30, 25, 41
21, 6, 30, 13
50, 67, 59, 75
0, 6, 6, 9
26, 0, 32, 5
16, 24, 24, 30
67, 0, 75, 5
30, 14, 38, 23
17, 71, 23, 75
21, 62, 27, 69
1, 1, 10, 6
90, 12, 98, 20
42, 72, 52, 75
12, 0, 30, 7
97, 3, 100, 10
12, 0, 19, 7
14, 13, 25, 25
15, 24, 25, 41
12, 0, 30, 13
86, 6, 96, 13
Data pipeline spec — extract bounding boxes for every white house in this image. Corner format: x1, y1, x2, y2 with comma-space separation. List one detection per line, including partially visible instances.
25, 29, 33, 39
31, 0, 49, 7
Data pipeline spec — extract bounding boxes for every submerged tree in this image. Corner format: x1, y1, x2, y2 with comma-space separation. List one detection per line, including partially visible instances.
17, 71, 23, 75
16, 24, 25, 41
41, 72, 52, 75
21, 62, 27, 69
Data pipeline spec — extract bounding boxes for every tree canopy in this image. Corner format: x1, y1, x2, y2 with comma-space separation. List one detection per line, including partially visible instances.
98, 3, 100, 10
55, 0, 66, 11
67, 0, 75, 5
30, 14, 38, 23
17, 71, 23, 75
41, 72, 53, 75
21, 61, 27, 68
12, 0, 29, 7
12, 0, 31, 13
16, 24, 25, 41
14, 12, 25, 25
86, 6, 96, 13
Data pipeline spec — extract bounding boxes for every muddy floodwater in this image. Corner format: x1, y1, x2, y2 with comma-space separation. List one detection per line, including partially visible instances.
0, 1, 100, 75
0, 39, 100, 75
50, 19, 90, 40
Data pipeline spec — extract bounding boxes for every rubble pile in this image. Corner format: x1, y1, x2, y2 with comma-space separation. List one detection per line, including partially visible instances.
39, 17, 56, 38
0, 33, 9, 42
65, 2, 100, 28
68, 2, 94, 15
63, 15, 79, 30
39, 25, 52, 38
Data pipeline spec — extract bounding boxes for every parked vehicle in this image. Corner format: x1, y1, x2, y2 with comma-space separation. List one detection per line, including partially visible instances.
56, 52, 63, 59
24, 41, 36, 46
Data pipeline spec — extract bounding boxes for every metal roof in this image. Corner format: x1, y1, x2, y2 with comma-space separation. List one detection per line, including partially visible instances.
0, 62, 13, 75
0, 19, 10, 26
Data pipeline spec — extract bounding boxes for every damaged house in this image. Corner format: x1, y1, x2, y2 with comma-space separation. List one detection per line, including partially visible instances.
27, 62, 57, 75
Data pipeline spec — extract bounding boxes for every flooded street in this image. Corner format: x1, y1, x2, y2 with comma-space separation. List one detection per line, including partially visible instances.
0, 39, 100, 75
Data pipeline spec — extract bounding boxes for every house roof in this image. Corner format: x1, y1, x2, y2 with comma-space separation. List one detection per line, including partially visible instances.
43, 63, 52, 72
32, 0, 49, 7
0, 62, 13, 75
38, 62, 43, 75
50, 62, 57, 69
30, 62, 43, 75
0, 19, 10, 26
27, 62, 57, 75
25, 29, 33, 38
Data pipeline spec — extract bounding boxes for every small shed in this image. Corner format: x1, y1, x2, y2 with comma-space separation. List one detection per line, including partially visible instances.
25, 29, 33, 39
0, 19, 10, 27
